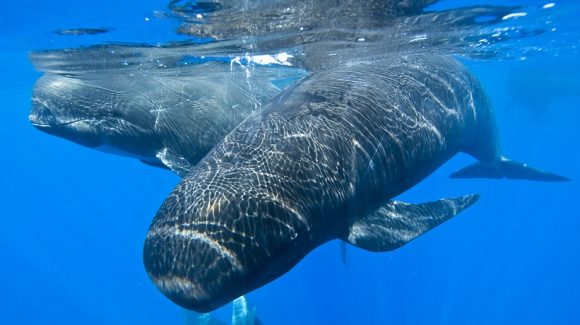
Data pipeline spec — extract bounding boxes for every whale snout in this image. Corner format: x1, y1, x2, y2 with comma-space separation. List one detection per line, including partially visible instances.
144, 172, 313, 311
143, 223, 246, 312
29, 96, 58, 127
29, 97, 103, 148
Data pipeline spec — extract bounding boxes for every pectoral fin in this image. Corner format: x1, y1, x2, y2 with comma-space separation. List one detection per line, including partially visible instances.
156, 148, 195, 178
140, 159, 171, 170
341, 195, 480, 252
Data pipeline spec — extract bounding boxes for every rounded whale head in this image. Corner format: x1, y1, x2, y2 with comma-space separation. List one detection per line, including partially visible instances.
29, 73, 160, 158
143, 165, 315, 312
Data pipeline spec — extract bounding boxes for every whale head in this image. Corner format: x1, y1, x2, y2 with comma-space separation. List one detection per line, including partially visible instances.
29, 73, 161, 158
143, 160, 315, 312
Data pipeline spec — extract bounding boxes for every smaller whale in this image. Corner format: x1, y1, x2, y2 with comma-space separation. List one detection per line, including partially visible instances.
29, 59, 304, 176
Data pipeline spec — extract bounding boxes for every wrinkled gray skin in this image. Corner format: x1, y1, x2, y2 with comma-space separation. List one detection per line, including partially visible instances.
29, 63, 299, 176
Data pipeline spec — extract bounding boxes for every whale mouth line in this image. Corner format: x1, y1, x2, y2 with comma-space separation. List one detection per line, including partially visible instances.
30, 118, 97, 128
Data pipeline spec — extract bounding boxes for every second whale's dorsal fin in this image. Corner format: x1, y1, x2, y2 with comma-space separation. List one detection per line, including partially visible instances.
341, 195, 480, 252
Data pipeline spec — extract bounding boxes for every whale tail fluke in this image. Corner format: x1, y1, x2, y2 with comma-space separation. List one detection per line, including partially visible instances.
341, 194, 480, 252
450, 156, 570, 182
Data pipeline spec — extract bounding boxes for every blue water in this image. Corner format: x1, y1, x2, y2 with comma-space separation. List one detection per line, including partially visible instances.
1, 0, 579, 324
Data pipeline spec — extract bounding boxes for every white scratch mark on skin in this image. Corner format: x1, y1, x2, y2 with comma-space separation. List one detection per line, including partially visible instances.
152, 226, 243, 271
154, 275, 213, 301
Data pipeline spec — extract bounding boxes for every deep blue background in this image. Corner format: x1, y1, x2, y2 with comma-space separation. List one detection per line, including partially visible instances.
1, 1, 579, 324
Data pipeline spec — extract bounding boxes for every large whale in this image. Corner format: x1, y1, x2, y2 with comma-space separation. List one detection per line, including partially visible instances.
29, 60, 303, 176
143, 54, 568, 312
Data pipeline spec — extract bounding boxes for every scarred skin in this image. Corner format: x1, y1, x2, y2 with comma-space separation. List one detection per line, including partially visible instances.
143, 55, 498, 312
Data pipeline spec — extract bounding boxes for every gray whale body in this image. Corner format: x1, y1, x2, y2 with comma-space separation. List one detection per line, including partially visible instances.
144, 54, 567, 312
29, 62, 302, 176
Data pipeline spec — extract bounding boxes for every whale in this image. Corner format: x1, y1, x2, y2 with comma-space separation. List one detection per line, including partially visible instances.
29, 60, 303, 176
143, 54, 568, 312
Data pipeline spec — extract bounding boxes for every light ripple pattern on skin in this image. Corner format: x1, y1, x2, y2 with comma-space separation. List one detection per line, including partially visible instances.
143, 54, 521, 312
29, 59, 305, 176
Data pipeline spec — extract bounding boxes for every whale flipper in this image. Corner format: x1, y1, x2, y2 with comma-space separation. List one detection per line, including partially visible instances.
156, 148, 196, 178
450, 156, 570, 182
342, 195, 480, 252
139, 159, 171, 170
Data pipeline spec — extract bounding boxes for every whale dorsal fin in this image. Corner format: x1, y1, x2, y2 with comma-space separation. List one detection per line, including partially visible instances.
341, 195, 479, 252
